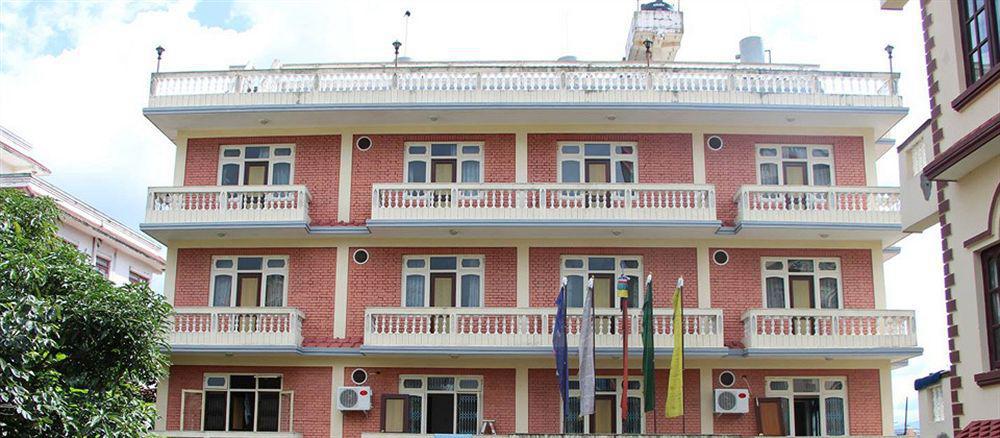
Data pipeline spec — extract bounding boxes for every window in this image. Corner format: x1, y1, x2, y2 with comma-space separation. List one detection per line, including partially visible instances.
203, 374, 284, 432
558, 142, 637, 184
561, 256, 642, 308
129, 270, 149, 284
983, 244, 1000, 370
218, 145, 295, 186
908, 137, 930, 177
95, 256, 111, 278
930, 384, 945, 422
398, 376, 482, 434
765, 377, 848, 436
210, 256, 288, 307
404, 143, 482, 184
960, 0, 999, 84
564, 377, 643, 434
756, 145, 834, 186
402, 256, 484, 307
761, 258, 841, 309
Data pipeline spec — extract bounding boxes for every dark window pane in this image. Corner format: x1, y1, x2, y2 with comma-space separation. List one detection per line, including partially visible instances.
620, 259, 639, 269
406, 259, 426, 269
430, 257, 457, 270
407, 395, 422, 433
204, 392, 227, 431
460, 275, 481, 307
237, 257, 263, 271
456, 394, 478, 434
274, 147, 292, 156
624, 396, 642, 433
230, 375, 255, 389
765, 261, 784, 270
461, 258, 480, 268
257, 377, 282, 389
561, 145, 580, 154
409, 145, 427, 155
257, 392, 280, 431
595, 378, 616, 392
272, 163, 291, 185
626, 275, 639, 308
405, 275, 425, 307
820, 278, 840, 309
223, 148, 241, 157
813, 164, 832, 186
564, 259, 584, 269
825, 397, 845, 436
782, 146, 807, 159
788, 259, 814, 272
229, 391, 255, 431
216, 259, 234, 269
407, 161, 426, 183
616, 161, 635, 183
561, 160, 580, 183
462, 145, 480, 155
427, 377, 455, 391
584, 143, 611, 156
759, 148, 778, 157
461, 160, 480, 183
245, 146, 269, 159
760, 163, 779, 185
213, 275, 233, 306
588, 257, 615, 271
431, 144, 457, 156
766, 277, 786, 308
564, 397, 583, 433
221, 164, 240, 185
265, 275, 284, 307
566, 275, 584, 308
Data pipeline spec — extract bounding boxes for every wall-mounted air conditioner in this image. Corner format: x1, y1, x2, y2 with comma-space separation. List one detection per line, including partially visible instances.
336, 386, 372, 411
714, 388, 750, 414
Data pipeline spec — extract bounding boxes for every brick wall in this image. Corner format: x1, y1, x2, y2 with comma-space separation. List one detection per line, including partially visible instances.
527, 133, 694, 183
350, 134, 516, 221
174, 248, 337, 346
712, 368, 882, 436
183, 135, 341, 224
703, 134, 867, 225
709, 248, 875, 345
166, 365, 332, 438
346, 247, 517, 338
528, 247, 698, 308
527, 367, 701, 434
340, 367, 516, 437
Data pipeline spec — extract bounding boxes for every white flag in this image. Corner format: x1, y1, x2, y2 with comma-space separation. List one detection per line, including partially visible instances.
578, 276, 596, 416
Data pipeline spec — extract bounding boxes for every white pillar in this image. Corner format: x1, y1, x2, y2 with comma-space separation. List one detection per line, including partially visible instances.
879, 363, 893, 436
331, 365, 344, 437
515, 131, 528, 183
691, 131, 706, 184
163, 246, 178, 305
696, 245, 711, 308
516, 367, 529, 432
154, 375, 169, 431
699, 366, 714, 434
337, 132, 354, 222
334, 246, 350, 338
517, 245, 530, 307
172, 135, 188, 186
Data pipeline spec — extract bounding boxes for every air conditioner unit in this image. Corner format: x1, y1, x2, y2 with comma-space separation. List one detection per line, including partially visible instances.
714, 388, 750, 414
337, 386, 372, 411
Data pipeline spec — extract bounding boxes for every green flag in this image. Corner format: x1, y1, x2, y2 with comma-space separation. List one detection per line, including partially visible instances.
665, 277, 684, 418
642, 274, 655, 412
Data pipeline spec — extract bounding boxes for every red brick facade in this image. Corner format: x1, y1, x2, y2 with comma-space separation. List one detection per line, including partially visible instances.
166, 365, 332, 438
527, 133, 694, 183
340, 367, 516, 438
704, 134, 867, 225
527, 368, 701, 434
349, 134, 516, 221
528, 247, 699, 308
345, 247, 517, 338
709, 247, 875, 345
711, 368, 882, 436
174, 247, 337, 346
183, 135, 341, 225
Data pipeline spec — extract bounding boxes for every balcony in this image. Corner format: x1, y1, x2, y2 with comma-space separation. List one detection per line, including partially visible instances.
741, 308, 918, 359
142, 185, 310, 241
170, 307, 305, 352
733, 185, 902, 243
144, 62, 905, 137
369, 183, 719, 238
363, 307, 724, 354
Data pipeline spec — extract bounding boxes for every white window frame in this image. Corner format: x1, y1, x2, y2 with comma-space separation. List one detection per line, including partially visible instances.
560, 255, 644, 307
403, 142, 484, 183
562, 376, 644, 434
398, 375, 483, 435
760, 257, 842, 309
755, 144, 834, 186
210, 255, 289, 307
218, 144, 296, 186
557, 141, 638, 184
201, 373, 285, 433
765, 376, 849, 437
930, 384, 945, 422
401, 255, 485, 307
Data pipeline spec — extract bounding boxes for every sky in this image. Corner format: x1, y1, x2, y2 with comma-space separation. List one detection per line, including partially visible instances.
0, 0, 944, 431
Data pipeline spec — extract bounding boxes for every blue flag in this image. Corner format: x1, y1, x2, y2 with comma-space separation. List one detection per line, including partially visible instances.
553, 281, 569, 417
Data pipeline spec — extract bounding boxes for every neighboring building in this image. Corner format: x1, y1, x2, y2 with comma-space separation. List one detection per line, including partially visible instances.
0, 126, 165, 285
888, 0, 1000, 436
915, 370, 953, 438
145, 2, 919, 436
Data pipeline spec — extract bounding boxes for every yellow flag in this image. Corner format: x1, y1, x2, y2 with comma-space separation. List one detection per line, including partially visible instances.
665, 277, 684, 418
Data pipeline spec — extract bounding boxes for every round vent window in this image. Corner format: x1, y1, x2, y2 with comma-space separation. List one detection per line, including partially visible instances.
719, 370, 736, 388
339, 389, 359, 407
351, 368, 369, 385
352, 249, 370, 265
356, 136, 373, 151
712, 250, 729, 266
717, 391, 737, 410
707, 135, 724, 151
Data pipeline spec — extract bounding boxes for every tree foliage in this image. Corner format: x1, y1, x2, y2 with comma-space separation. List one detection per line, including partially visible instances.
0, 188, 172, 437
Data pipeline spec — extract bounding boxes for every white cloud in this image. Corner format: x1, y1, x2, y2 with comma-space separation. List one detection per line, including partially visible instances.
0, 0, 939, 428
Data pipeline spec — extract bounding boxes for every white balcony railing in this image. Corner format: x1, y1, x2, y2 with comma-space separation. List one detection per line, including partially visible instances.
171, 307, 305, 347
148, 62, 901, 110
734, 185, 900, 225
364, 307, 723, 349
742, 308, 916, 349
371, 183, 716, 222
145, 185, 310, 225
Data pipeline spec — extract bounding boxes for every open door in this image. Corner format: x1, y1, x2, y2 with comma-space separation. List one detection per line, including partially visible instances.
756, 397, 789, 436
590, 394, 616, 434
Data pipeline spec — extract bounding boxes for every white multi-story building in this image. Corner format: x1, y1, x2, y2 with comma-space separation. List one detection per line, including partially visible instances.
0, 125, 165, 285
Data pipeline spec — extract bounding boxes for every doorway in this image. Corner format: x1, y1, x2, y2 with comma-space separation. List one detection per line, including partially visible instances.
590, 394, 616, 434
426, 393, 455, 434
793, 396, 821, 436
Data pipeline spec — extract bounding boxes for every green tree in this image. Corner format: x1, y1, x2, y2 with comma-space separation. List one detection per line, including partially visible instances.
0, 188, 172, 437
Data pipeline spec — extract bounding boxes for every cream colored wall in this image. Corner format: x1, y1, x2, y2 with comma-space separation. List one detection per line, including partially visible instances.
918, 378, 953, 438
942, 154, 1000, 424
924, 1, 1000, 155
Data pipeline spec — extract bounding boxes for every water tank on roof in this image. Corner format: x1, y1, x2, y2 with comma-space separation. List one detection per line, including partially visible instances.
738, 36, 765, 64
557, 55, 578, 62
